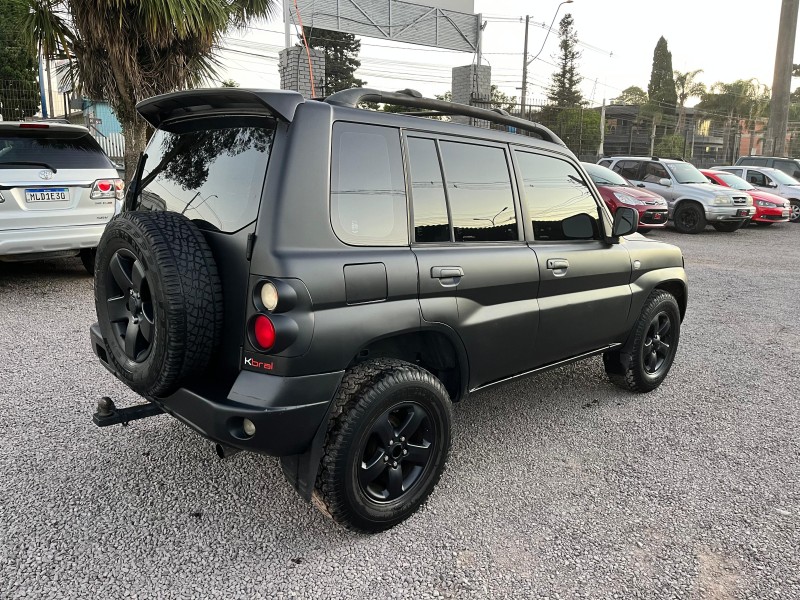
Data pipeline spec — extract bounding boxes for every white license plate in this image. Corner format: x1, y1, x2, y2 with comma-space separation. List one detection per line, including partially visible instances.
25, 188, 69, 203
782, 210, 790, 217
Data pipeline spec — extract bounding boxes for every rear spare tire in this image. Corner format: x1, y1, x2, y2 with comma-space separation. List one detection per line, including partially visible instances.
94, 211, 223, 397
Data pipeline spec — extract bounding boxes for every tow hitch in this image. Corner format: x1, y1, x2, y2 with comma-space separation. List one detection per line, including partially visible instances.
93, 396, 164, 427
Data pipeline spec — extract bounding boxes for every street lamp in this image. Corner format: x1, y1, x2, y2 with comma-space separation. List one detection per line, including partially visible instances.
473, 206, 508, 227
520, 0, 574, 118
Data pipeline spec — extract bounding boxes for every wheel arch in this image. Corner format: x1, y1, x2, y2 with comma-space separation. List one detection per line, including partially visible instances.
654, 279, 688, 321
347, 325, 470, 403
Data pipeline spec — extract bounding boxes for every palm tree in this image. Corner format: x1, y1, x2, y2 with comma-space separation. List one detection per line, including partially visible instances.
25, 0, 278, 181
673, 69, 706, 134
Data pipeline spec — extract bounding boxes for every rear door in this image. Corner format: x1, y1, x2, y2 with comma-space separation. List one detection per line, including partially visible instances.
515, 149, 632, 364
406, 134, 540, 389
0, 125, 118, 230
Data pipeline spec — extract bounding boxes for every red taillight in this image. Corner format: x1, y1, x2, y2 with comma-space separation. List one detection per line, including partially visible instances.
253, 315, 276, 350
97, 180, 112, 192
19, 123, 49, 129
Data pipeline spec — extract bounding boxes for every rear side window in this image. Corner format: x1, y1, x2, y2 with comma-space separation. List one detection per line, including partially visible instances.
516, 151, 601, 241
614, 160, 641, 180
0, 129, 113, 170
331, 123, 408, 246
438, 141, 518, 242
138, 120, 274, 233
774, 159, 800, 177
737, 157, 759, 166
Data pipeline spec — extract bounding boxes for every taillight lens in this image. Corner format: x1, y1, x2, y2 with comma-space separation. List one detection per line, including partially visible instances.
253, 315, 276, 350
91, 178, 124, 200
260, 281, 279, 311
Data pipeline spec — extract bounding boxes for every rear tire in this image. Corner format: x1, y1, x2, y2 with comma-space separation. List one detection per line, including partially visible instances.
312, 359, 452, 532
673, 202, 706, 234
712, 221, 744, 232
605, 290, 681, 393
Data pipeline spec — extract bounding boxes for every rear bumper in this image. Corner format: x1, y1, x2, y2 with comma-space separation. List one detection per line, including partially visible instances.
90, 323, 343, 456
0, 223, 106, 258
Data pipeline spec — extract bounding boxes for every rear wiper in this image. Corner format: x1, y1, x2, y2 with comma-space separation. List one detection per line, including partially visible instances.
0, 161, 58, 173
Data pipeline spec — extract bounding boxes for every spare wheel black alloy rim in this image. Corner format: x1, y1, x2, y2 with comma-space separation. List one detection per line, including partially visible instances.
358, 401, 436, 503
105, 248, 155, 362
642, 310, 673, 375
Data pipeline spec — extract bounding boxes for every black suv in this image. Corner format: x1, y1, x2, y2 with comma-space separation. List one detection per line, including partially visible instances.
89, 88, 688, 532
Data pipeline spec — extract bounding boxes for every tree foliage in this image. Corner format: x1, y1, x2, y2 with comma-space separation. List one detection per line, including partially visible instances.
546, 13, 583, 108
0, 0, 39, 120
302, 27, 365, 95
612, 86, 647, 106
673, 69, 705, 131
647, 37, 677, 114
25, 0, 279, 180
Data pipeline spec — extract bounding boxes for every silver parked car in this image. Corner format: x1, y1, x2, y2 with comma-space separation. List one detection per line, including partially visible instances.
0, 121, 123, 273
713, 165, 800, 223
598, 156, 755, 233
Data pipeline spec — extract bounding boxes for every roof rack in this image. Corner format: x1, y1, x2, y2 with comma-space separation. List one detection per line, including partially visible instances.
324, 88, 565, 146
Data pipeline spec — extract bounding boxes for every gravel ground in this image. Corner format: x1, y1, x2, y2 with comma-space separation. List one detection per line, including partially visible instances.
1, 224, 798, 599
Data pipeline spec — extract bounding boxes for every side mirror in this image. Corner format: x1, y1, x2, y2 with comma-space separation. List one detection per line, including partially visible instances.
768, 182, 778, 188
659, 178, 672, 187
612, 206, 639, 239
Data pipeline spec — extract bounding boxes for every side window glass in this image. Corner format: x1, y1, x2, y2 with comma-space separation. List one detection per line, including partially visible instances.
643, 161, 669, 183
516, 151, 601, 241
614, 160, 641, 180
749, 171, 766, 186
727, 168, 743, 178
598, 159, 612, 168
330, 123, 408, 246
439, 141, 518, 242
407, 137, 450, 243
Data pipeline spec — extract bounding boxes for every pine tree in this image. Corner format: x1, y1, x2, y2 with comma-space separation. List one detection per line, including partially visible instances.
302, 27, 365, 95
0, 0, 40, 120
546, 14, 583, 108
647, 37, 677, 114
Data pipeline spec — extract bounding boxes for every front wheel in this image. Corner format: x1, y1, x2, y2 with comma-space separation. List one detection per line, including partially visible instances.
312, 359, 452, 532
789, 199, 800, 223
673, 202, 706, 234
712, 221, 744, 232
604, 290, 681, 393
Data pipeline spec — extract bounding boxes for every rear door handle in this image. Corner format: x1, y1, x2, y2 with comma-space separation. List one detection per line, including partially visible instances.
431, 266, 464, 279
546, 258, 569, 270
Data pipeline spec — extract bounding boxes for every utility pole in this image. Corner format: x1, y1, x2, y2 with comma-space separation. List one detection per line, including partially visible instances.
520, 15, 530, 118
766, 0, 799, 156
598, 98, 605, 157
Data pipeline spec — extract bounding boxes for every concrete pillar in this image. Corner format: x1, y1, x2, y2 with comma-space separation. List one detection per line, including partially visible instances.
278, 46, 326, 98
451, 64, 491, 125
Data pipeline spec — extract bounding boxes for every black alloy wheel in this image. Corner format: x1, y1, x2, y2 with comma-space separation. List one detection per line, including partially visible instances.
642, 311, 673, 376
358, 402, 436, 503
312, 359, 452, 532
673, 203, 706, 234
104, 248, 155, 363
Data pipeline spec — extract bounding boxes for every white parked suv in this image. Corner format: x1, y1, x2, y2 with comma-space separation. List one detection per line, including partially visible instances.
0, 121, 123, 273
598, 156, 755, 233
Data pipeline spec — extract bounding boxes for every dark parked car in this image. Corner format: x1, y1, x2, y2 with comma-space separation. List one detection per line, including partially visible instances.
735, 155, 800, 179
582, 162, 668, 229
89, 88, 688, 532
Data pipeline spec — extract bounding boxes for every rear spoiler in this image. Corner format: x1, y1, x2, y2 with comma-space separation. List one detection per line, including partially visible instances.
136, 89, 305, 128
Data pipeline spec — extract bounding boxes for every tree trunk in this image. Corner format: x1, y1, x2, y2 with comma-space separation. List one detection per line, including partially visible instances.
122, 117, 149, 186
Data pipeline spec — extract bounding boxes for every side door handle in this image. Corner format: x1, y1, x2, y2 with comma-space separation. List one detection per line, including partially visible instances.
431, 266, 464, 279
546, 258, 569, 277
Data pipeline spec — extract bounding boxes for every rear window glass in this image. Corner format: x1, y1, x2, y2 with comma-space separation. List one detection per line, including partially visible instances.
137, 121, 274, 233
0, 130, 113, 170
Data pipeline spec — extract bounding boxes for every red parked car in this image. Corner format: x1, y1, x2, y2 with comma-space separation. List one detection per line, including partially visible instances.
701, 169, 790, 226
583, 162, 669, 229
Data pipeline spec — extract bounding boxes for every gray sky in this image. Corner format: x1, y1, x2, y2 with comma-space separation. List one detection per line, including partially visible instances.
220, 0, 799, 106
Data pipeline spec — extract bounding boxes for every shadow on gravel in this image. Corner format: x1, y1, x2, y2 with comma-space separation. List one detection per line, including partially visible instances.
0, 256, 88, 283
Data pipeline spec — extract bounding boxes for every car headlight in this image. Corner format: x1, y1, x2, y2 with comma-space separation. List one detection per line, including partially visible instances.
713, 195, 733, 205
613, 191, 645, 205
756, 200, 778, 207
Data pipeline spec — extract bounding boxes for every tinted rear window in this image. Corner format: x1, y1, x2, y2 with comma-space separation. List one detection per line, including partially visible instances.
137, 119, 274, 233
0, 129, 113, 169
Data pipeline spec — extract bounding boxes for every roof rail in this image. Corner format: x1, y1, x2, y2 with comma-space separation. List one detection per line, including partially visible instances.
325, 88, 565, 146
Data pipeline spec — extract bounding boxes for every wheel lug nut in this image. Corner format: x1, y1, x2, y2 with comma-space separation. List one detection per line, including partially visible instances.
392, 461, 398, 468
403, 449, 408, 455
400, 437, 405, 442
384, 456, 389, 462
